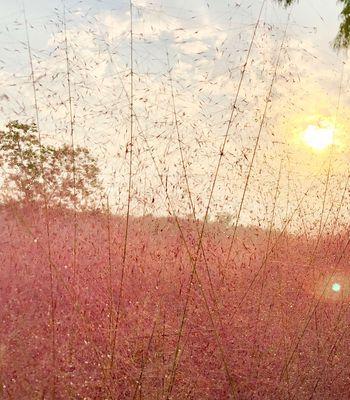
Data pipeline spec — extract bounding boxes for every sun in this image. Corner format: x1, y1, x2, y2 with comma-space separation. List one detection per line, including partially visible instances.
302, 124, 334, 150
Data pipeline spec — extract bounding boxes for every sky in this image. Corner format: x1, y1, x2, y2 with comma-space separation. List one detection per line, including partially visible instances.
0, 0, 349, 233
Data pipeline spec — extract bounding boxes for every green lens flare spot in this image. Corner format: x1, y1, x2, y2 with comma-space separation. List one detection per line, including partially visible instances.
332, 283, 341, 293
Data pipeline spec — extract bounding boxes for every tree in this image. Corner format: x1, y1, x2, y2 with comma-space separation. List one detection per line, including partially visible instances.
214, 212, 233, 227
277, 0, 350, 49
0, 121, 102, 209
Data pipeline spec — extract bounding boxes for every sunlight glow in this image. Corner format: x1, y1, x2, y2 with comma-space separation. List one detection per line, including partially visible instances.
303, 125, 334, 150
332, 283, 341, 293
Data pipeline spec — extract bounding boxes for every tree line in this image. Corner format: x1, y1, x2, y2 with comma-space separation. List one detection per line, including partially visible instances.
0, 121, 102, 210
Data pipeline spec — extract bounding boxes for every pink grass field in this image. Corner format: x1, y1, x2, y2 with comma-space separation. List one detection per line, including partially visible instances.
1, 203, 350, 399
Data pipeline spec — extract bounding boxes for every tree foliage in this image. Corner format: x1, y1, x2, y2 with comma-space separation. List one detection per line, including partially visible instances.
276, 0, 350, 49
0, 121, 102, 209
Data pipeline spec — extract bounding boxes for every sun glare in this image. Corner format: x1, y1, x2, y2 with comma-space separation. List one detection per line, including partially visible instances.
303, 125, 334, 150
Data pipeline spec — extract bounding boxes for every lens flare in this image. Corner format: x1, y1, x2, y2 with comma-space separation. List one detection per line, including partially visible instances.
312, 273, 350, 302
332, 282, 341, 293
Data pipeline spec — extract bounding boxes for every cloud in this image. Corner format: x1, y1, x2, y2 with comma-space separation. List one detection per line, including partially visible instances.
177, 40, 208, 54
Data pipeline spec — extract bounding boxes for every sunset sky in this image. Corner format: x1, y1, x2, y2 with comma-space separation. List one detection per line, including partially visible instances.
0, 0, 349, 231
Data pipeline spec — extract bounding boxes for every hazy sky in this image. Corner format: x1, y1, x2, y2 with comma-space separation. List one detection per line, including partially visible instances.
0, 0, 349, 231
